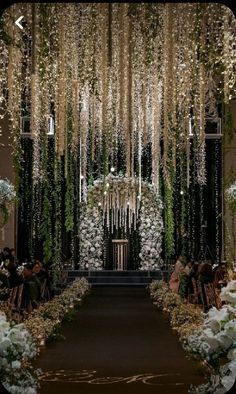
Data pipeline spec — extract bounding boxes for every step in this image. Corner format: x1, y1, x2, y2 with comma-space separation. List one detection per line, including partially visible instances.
66, 270, 165, 277
65, 270, 170, 286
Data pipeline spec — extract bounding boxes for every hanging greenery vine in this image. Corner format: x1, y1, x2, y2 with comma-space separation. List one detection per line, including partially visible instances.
0, 3, 235, 267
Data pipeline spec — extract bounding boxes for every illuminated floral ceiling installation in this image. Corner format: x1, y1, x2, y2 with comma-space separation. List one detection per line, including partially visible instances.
0, 3, 236, 265
1, 3, 235, 185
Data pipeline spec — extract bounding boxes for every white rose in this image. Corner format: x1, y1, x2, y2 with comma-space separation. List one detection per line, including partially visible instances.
11, 360, 21, 369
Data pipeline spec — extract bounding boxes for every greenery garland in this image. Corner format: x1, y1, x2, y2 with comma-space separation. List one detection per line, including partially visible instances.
164, 184, 175, 258
39, 163, 53, 264
65, 107, 75, 233
222, 103, 235, 145
2, 3, 233, 269
51, 155, 62, 287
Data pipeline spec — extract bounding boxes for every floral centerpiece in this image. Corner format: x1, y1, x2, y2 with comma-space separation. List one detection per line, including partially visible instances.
0, 312, 39, 394
0, 179, 16, 228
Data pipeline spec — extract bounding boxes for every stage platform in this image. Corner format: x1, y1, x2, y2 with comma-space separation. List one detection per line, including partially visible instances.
65, 269, 170, 286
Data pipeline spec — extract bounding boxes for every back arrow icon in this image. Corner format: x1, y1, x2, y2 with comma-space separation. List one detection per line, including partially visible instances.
15, 16, 24, 30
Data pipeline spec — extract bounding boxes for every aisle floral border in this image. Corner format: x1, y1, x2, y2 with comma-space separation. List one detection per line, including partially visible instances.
149, 280, 236, 394
0, 312, 39, 394
0, 277, 91, 394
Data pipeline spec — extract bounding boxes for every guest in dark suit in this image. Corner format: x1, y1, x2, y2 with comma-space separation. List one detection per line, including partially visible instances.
0, 247, 11, 264
22, 264, 41, 311
6, 262, 24, 288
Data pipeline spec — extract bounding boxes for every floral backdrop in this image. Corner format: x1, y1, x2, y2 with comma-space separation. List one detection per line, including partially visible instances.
139, 183, 163, 269
79, 204, 104, 270
79, 176, 163, 270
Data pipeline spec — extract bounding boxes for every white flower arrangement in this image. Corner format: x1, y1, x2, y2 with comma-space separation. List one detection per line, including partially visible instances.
226, 182, 236, 200
0, 179, 16, 205
139, 183, 163, 270
0, 179, 16, 227
220, 280, 236, 305
0, 312, 39, 394
185, 281, 236, 393
79, 204, 104, 270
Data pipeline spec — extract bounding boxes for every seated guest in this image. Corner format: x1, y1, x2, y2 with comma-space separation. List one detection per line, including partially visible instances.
22, 264, 41, 310
198, 260, 214, 284
32, 261, 46, 299
189, 261, 200, 280
178, 261, 193, 299
32, 261, 41, 275
9, 248, 16, 263
188, 261, 200, 297
214, 263, 229, 290
34, 260, 49, 281
0, 247, 11, 265
6, 261, 24, 288
169, 255, 185, 293
198, 260, 214, 310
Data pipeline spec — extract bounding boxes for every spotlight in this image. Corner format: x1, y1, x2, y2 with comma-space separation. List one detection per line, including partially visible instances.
106, 183, 109, 187
98, 202, 102, 206
80, 175, 84, 180
110, 167, 115, 172
180, 190, 184, 195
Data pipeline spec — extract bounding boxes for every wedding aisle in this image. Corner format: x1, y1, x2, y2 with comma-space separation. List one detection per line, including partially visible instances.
36, 286, 205, 394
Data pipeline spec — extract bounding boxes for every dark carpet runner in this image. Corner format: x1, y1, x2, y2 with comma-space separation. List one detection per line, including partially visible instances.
36, 286, 205, 394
